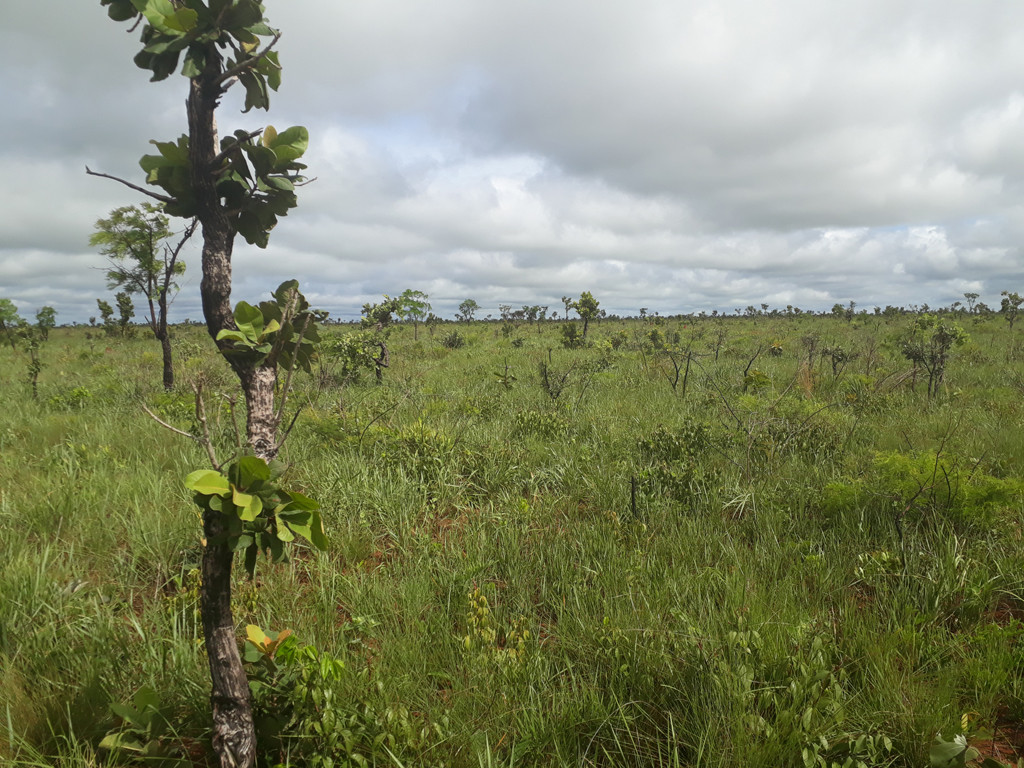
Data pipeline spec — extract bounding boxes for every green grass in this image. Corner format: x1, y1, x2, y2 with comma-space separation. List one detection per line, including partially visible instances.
1, 314, 1023, 767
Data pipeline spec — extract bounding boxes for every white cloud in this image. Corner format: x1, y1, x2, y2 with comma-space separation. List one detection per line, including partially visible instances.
2, 0, 1023, 322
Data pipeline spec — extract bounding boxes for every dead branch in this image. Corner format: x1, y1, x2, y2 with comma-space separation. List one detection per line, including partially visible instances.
85, 167, 175, 204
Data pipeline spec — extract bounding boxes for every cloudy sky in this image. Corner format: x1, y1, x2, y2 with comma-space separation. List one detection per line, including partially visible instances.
3, 0, 1024, 323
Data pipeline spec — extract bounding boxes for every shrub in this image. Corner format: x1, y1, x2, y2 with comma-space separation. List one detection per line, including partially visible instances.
440, 330, 465, 349
560, 322, 584, 349
637, 421, 719, 505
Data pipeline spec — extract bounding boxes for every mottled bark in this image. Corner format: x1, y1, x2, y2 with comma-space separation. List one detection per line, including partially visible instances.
159, 330, 174, 391
239, 365, 279, 460
188, 45, 260, 768
202, 509, 256, 768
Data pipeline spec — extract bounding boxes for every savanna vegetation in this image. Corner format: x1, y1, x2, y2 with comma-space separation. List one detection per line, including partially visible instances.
1, 305, 1023, 767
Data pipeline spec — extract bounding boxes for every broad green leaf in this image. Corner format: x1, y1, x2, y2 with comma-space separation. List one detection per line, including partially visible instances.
181, 48, 205, 78
233, 487, 262, 521
170, 7, 198, 32
216, 329, 251, 345
235, 455, 271, 487
184, 469, 229, 496
263, 175, 294, 192
275, 523, 294, 542
244, 542, 258, 578
103, 0, 138, 22
309, 508, 328, 550
929, 735, 972, 768
246, 624, 269, 647
283, 491, 319, 511
109, 702, 146, 730
269, 126, 309, 164
235, 210, 271, 248
134, 686, 160, 712
233, 301, 264, 340
231, 533, 254, 552
266, 534, 284, 562
239, 70, 269, 113
99, 733, 145, 753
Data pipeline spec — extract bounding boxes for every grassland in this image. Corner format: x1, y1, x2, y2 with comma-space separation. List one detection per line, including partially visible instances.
1, 311, 1022, 767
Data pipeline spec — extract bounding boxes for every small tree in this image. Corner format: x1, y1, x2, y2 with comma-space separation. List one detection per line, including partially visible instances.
397, 288, 431, 340
573, 291, 600, 340
963, 292, 979, 314
561, 294, 573, 321
116, 291, 136, 337
0, 298, 22, 350
901, 315, 968, 398
1000, 291, 1022, 330
457, 298, 480, 322
91, 203, 196, 389
361, 295, 402, 382
96, 298, 119, 337
35, 307, 57, 342
95, 2, 314, 763
14, 321, 45, 399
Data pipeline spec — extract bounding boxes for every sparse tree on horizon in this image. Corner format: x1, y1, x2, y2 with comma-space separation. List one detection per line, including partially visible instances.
91, 203, 196, 389
457, 298, 480, 322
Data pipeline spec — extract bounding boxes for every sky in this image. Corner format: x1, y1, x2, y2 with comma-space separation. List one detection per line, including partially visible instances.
2, 0, 1024, 324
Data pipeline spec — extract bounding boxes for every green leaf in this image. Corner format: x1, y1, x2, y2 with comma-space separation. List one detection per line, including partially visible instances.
216, 329, 252, 345
244, 542, 258, 578
275, 523, 295, 542
169, 7, 198, 32
235, 210, 270, 248
103, 0, 139, 23
309, 508, 328, 550
235, 455, 271, 487
233, 301, 264, 340
268, 126, 309, 164
239, 70, 269, 113
929, 735, 972, 768
231, 534, 254, 552
99, 733, 146, 753
181, 47, 205, 78
109, 702, 146, 730
287, 491, 320, 510
233, 487, 263, 522
184, 469, 229, 496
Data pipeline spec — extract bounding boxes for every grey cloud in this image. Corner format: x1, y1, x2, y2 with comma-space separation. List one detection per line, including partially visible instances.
3, 0, 1023, 324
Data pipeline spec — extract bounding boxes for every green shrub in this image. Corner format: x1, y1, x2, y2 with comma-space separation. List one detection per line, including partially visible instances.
245, 626, 449, 768
440, 330, 465, 349
637, 421, 719, 505
511, 409, 570, 439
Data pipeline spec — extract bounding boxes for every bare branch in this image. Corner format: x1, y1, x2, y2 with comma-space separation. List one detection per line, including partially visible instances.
85, 167, 175, 204
189, 383, 223, 469
141, 403, 200, 442
275, 405, 304, 453
215, 32, 282, 87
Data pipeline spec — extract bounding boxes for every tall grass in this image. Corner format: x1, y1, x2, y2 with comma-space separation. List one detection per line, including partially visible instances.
1, 315, 1022, 766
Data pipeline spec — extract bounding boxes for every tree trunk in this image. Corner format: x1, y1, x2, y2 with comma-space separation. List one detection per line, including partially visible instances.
159, 329, 174, 391
189, 49, 258, 768
240, 364, 279, 460
201, 509, 256, 768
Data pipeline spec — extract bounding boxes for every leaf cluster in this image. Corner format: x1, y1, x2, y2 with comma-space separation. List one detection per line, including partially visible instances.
140, 125, 308, 244
216, 280, 320, 371
185, 455, 327, 578
102, 0, 281, 93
